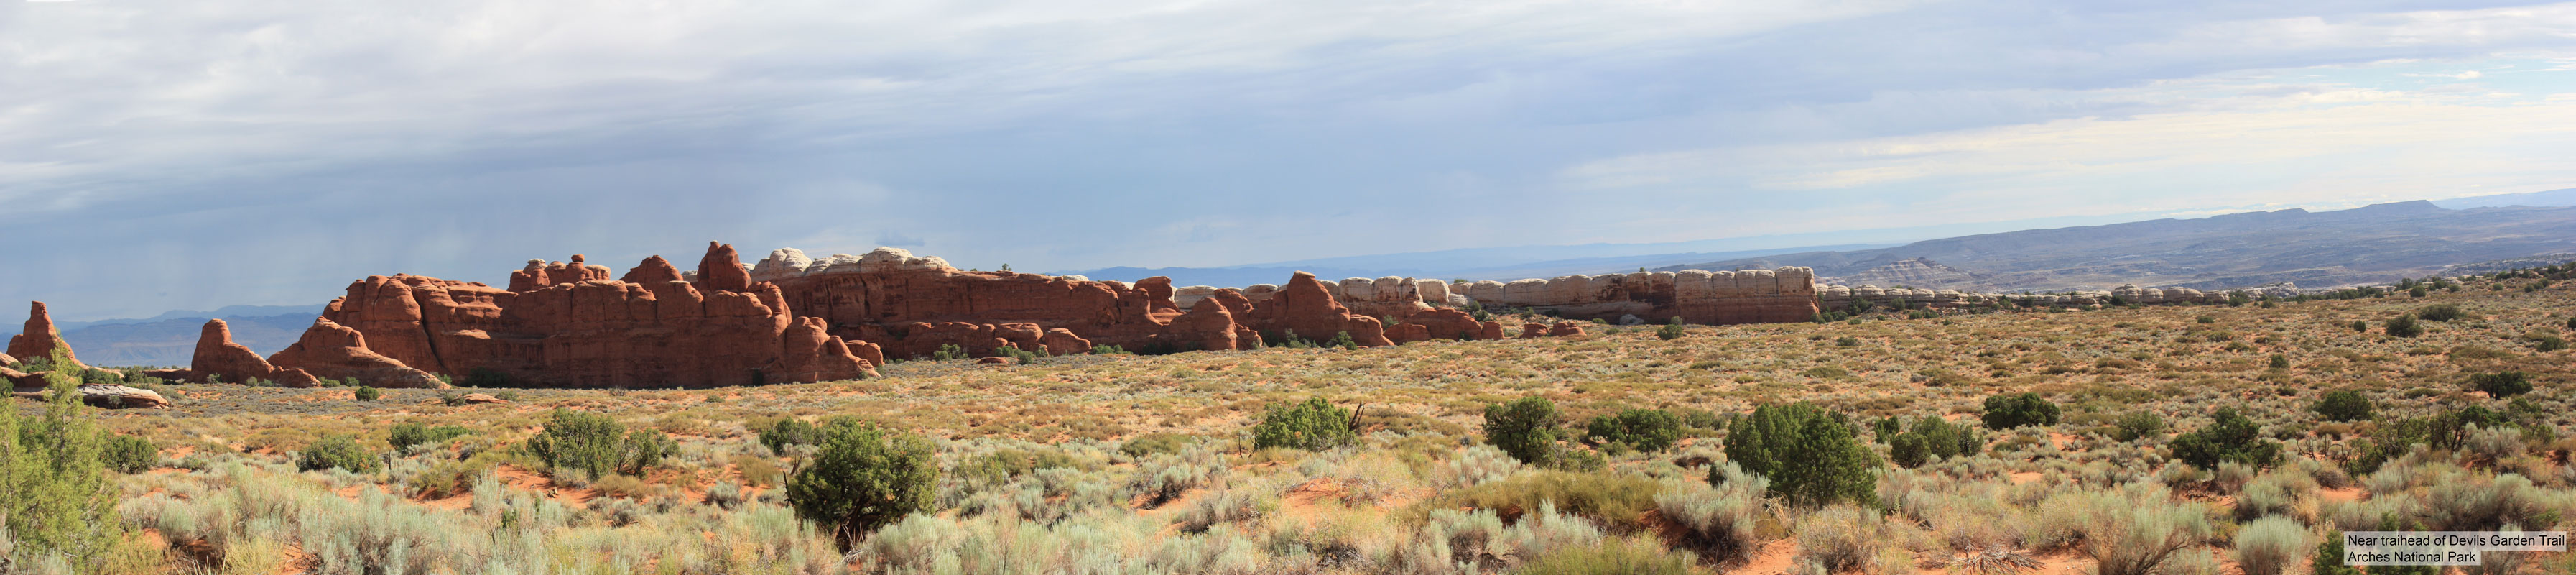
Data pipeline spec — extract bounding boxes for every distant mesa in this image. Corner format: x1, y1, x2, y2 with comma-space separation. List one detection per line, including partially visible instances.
1817, 258, 1993, 292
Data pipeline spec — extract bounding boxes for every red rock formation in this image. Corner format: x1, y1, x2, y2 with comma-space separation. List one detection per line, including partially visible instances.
190, 319, 287, 385
845, 340, 886, 367
697, 242, 753, 294
271, 369, 324, 388
772, 317, 879, 384
1519, 323, 1548, 339
1404, 308, 1486, 341
508, 254, 612, 292
1238, 272, 1392, 347
287, 242, 1428, 387
1548, 321, 1587, 337
766, 247, 1279, 358
1386, 323, 1431, 344
1478, 321, 1505, 341
0, 352, 16, 367
268, 318, 448, 388
286, 243, 886, 388
6, 302, 80, 368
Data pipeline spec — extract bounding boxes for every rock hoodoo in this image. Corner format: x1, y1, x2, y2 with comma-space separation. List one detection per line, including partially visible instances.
6, 301, 81, 369
188, 319, 321, 387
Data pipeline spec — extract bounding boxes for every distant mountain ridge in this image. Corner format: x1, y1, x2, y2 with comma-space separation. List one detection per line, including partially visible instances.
45, 306, 323, 368
1657, 201, 2576, 293
1817, 258, 1994, 290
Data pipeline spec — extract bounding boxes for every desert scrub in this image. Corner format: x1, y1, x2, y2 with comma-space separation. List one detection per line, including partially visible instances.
1580, 408, 1682, 453
787, 417, 937, 548
2062, 483, 2213, 575
2310, 390, 2374, 422
2233, 516, 2307, 575
1409, 470, 1662, 530
759, 417, 820, 456
525, 408, 673, 479
1886, 415, 1981, 468
1980, 392, 2060, 429
2467, 371, 2532, 397
1391, 502, 1606, 574
386, 421, 473, 453
1251, 397, 1357, 451
1655, 461, 1766, 565
1725, 402, 1880, 506
2232, 471, 2316, 522
1513, 536, 1695, 575
101, 434, 157, 474
2171, 408, 2279, 471
1483, 395, 1562, 464
1794, 504, 1886, 573
297, 433, 376, 472
1436, 444, 1524, 488
2111, 411, 2165, 442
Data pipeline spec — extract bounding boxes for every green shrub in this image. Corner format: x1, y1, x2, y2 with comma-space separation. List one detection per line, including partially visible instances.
0, 364, 123, 564
1886, 416, 1981, 468
2534, 335, 2569, 352
2311, 390, 2374, 422
1484, 395, 1562, 464
2348, 320, 2369, 333
101, 433, 158, 474
2112, 411, 2166, 442
2468, 372, 2531, 397
2171, 408, 2280, 471
387, 422, 473, 451
2347, 407, 2511, 475
785, 418, 936, 548
298, 433, 376, 472
761, 418, 820, 456
1118, 433, 1191, 458
2233, 516, 2306, 575
1325, 330, 1358, 349
1725, 402, 1879, 506
2313, 530, 2361, 575
1656, 317, 1686, 341
1981, 392, 2060, 429
2384, 314, 2423, 337
1581, 408, 1682, 453
623, 428, 676, 473
2416, 303, 2468, 322
353, 385, 381, 401
1250, 397, 1357, 451
524, 408, 671, 478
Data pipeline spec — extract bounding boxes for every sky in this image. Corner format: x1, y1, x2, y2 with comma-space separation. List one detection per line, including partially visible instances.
3, 0, 2575, 321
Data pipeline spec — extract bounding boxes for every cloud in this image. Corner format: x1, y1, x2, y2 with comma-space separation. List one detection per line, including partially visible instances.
4, 0, 2575, 321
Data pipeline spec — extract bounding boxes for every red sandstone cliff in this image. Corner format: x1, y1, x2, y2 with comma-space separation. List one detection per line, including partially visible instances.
241, 242, 1597, 388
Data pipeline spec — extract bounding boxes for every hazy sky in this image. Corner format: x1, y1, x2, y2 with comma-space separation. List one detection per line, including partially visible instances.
4, 0, 2575, 321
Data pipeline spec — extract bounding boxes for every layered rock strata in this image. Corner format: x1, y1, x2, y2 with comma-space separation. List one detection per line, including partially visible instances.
1815, 282, 2233, 309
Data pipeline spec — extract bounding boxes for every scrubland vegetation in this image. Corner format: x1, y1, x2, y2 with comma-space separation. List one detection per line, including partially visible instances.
4, 267, 2575, 574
